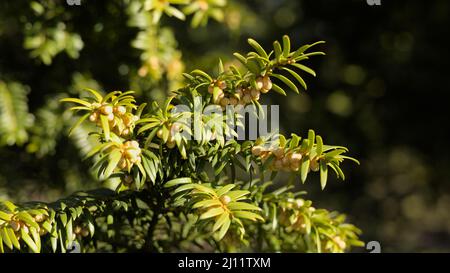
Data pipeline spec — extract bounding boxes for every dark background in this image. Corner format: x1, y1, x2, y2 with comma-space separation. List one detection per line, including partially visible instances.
1, 0, 450, 252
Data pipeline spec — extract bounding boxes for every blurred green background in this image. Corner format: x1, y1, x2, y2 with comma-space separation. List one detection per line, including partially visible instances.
1, 0, 449, 252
